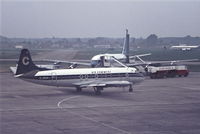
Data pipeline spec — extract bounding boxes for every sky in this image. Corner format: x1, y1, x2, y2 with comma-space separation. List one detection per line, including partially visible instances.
1, 0, 200, 38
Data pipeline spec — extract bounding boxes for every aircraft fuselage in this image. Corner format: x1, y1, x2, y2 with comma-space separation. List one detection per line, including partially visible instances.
19, 67, 143, 88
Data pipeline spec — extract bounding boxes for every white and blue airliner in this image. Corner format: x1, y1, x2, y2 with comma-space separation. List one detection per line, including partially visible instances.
14, 49, 144, 95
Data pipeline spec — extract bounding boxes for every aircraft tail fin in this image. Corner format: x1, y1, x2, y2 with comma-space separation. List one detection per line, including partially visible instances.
122, 29, 130, 63
16, 49, 38, 75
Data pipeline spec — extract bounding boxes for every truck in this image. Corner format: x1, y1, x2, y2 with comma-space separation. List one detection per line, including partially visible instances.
147, 65, 189, 79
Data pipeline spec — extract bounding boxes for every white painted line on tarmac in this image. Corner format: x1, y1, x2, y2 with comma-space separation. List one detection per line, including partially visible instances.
57, 96, 131, 134
57, 95, 80, 108
66, 109, 131, 134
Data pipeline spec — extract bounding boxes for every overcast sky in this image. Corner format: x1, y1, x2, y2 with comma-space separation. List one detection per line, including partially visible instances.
1, 0, 200, 38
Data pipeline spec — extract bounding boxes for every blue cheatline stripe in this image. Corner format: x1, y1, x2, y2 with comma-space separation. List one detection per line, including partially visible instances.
32, 73, 143, 80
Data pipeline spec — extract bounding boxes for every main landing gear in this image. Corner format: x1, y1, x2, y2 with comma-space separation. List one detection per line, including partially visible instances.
93, 87, 103, 95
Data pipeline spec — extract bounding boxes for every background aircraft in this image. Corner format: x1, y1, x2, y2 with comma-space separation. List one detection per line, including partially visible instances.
170, 44, 199, 50
44, 29, 151, 68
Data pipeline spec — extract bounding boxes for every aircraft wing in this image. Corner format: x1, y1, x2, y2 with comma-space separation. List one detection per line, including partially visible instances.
126, 59, 199, 67
42, 59, 91, 66
129, 53, 151, 59
144, 59, 199, 65
74, 80, 131, 88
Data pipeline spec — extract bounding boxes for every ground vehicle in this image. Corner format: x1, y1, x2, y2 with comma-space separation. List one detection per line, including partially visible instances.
147, 65, 189, 79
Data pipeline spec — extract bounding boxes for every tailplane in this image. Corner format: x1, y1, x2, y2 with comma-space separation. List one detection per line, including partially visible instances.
16, 49, 38, 75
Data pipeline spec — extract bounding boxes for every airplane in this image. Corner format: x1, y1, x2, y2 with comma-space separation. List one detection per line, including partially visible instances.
170, 44, 199, 51
14, 49, 144, 95
90, 29, 131, 67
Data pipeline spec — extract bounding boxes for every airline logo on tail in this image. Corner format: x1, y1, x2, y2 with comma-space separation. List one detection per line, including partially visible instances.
22, 57, 30, 65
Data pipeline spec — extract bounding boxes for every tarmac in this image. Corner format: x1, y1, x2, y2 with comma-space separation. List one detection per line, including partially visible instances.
1, 72, 200, 134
